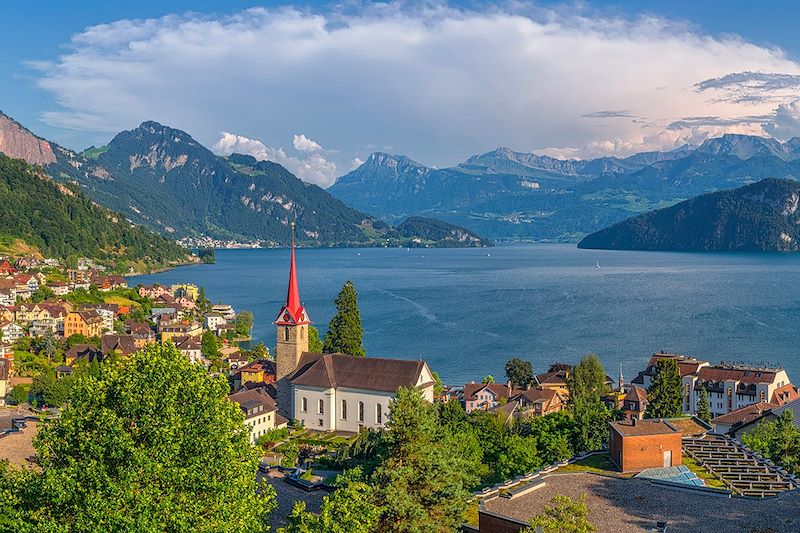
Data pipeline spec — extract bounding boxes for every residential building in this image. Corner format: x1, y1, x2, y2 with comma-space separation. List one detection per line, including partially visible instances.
0, 288, 15, 307
29, 319, 59, 337
47, 281, 70, 296
536, 362, 614, 399
274, 225, 436, 429
172, 335, 203, 364
81, 304, 117, 332
609, 419, 682, 472
127, 320, 156, 348
64, 310, 103, 338
101, 334, 137, 357
0, 322, 24, 343
171, 283, 199, 300
0, 358, 10, 405
138, 284, 172, 300
510, 387, 564, 417
204, 313, 226, 331
711, 402, 775, 437
212, 303, 236, 320
64, 344, 103, 366
158, 320, 202, 342
228, 388, 287, 444
233, 359, 276, 389
462, 382, 513, 413
622, 385, 648, 420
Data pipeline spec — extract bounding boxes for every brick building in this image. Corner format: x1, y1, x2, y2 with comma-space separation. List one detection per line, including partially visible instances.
609, 419, 682, 472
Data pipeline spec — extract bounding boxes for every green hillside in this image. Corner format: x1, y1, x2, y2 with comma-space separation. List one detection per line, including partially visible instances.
0, 153, 190, 270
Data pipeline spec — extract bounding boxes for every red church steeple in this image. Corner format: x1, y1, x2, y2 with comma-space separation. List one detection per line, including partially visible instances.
275, 222, 309, 325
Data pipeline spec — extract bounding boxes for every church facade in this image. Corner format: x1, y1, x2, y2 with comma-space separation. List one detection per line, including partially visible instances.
274, 224, 435, 431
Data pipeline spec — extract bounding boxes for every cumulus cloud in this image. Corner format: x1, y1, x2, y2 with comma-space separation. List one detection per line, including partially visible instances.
764, 100, 800, 140
30, 3, 800, 170
213, 132, 338, 186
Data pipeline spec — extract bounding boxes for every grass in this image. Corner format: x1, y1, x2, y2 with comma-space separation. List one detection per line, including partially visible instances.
682, 455, 727, 489
556, 453, 634, 478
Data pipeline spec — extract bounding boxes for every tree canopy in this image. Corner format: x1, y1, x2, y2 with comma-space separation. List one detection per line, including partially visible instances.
566, 354, 609, 405
323, 281, 365, 356
646, 358, 683, 419
742, 410, 800, 474
505, 358, 534, 388
4, 343, 275, 532
696, 387, 712, 425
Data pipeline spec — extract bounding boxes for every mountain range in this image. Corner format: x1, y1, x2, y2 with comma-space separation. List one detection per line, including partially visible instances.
577, 178, 800, 252
330, 136, 800, 242
0, 112, 488, 248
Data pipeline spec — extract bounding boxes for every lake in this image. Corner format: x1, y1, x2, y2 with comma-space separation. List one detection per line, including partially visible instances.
132, 244, 800, 385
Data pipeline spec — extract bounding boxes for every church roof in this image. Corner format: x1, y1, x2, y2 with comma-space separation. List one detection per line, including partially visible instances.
289, 352, 430, 393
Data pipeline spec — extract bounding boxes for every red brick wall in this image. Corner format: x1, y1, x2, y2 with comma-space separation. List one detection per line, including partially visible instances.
616, 432, 682, 472
478, 510, 528, 533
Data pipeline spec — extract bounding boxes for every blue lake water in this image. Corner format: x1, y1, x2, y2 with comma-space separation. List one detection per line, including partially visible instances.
132, 244, 800, 385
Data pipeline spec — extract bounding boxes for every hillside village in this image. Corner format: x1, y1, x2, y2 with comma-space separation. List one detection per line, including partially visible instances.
3, 237, 800, 531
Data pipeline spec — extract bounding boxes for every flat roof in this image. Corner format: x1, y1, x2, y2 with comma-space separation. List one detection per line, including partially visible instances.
483, 473, 800, 532
610, 419, 679, 437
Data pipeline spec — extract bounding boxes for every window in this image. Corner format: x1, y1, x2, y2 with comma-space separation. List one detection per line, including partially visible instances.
318, 419, 323, 427
301, 397, 308, 412
341, 400, 347, 420
300, 327, 304, 339
760, 390, 765, 402
358, 401, 364, 422
318, 399, 324, 415
376, 404, 382, 424
284, 327, 290, 341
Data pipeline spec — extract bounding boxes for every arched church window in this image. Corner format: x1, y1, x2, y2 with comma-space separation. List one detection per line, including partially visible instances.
284, 327, 289, 341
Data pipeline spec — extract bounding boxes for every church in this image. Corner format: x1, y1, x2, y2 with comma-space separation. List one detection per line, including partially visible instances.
274, 225, 435, 432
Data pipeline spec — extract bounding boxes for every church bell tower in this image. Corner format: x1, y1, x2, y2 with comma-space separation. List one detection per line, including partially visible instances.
275, 223, 310, 417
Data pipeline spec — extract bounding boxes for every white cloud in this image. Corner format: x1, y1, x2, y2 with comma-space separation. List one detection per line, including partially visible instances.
32, 3, 800, 170
213, 131, 337, 186
764, 100, 800, 140
292, 134, 322, 153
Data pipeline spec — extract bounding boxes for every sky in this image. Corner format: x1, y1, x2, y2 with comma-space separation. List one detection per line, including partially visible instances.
3, 1, 800, 187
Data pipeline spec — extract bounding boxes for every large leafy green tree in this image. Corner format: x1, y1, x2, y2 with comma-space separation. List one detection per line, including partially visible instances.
646, 358, 683, 418
742, 410, 800, 474
13, 343, 276, 532
323, 281, 365, 356
566, 354, 609, 405
308, 325, 323, 352
696, 387, 712, 424
505, 358, 534, 388
201, 329, 221, 359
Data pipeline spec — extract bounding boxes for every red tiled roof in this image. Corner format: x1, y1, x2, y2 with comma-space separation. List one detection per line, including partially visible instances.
712, 402, 775, 427
772, 384, 799, 405
463, 382, 513, 401
698, 366, 777, 385
625, 385, 648, 403
290, 352, 428, 393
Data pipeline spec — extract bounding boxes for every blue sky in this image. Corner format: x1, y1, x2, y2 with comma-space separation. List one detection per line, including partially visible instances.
4, 1, 800, 185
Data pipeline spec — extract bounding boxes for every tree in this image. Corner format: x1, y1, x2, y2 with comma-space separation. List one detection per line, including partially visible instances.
7, 384, 30, 405
570, 400, 613, 452
431, 371, 444, 396
323, 281, 365, 356
280, 469, 380, 533
31, 370, 72, 408
505, 358, 534, 388
646, 358, 683, 419
567, 354, 609, 405
521, 411, 574, 465
30, 286, 55, 303
527, 494, 595, 533
20, 343, 276, 531
742, 410, 800, 474
201, 329, 221, 359
372, 387, 478, 532
696, 387, 712, 424
196, 286, 212, 315
40, 331, 58, 363
234, 310, 253, 338
250, 341, 270, 360
308, 325, 323, 352
482, 374, 495, 384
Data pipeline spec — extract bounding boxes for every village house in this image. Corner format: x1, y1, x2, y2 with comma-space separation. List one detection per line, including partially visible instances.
47, 281, 70, 296
510, 387, 564, 417
226, 352, 249, 374
171, 283, 199, 300
204, 313, 226, 332
64, 310, 103, 338
0, 322, 24, 343
138, 284, 172, 300
0, 287, 16, 307
0, 307, 14, 323
711, 402, 775, 437
82, 304, 118, 332
13, 273, 39, 295
212, 303, 236, 320
127, 320, 156, 348
535, 362, 614, 399
233, 359, 276, 389
622, 385, 648, 420
273, 227, 436, 432
158, 320, 202, 342
0, 260, 16, 275
462, 382, 514, 413
64, 344, 103, 366
227, 388, 287, 444
101, 334, 137, 358
172, 335, 203, 364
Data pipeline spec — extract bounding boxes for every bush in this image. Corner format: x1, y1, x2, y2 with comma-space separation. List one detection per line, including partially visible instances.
7, 384, 30, 405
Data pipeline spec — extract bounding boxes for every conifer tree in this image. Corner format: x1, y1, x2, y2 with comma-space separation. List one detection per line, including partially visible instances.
323, 281, 365, 356
645, 358, 683, 418
696, 387, 712, 424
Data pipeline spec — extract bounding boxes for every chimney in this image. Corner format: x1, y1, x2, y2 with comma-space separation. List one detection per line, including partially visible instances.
507, 380, 513, 391
632, 417, 638, 426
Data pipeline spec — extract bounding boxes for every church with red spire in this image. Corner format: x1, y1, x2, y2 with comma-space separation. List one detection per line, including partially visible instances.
273, 223, 436, 429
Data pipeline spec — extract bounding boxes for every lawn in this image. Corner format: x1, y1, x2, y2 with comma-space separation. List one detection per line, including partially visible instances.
682, 455, 727, 489
556, 453, 634, 478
